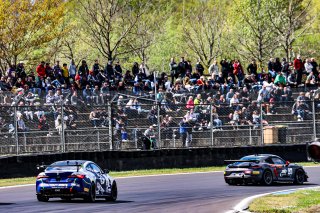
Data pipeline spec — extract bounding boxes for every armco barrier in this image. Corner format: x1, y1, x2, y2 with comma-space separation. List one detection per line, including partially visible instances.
0, 144, 307, 178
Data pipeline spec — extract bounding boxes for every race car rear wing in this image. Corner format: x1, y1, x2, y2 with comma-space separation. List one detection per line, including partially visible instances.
224, 160, 259, 164
37, 161, 83, 172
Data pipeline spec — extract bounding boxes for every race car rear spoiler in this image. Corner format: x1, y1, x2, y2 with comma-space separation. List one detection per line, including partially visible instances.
224, 160, 259, 163
37, 161, 83, 172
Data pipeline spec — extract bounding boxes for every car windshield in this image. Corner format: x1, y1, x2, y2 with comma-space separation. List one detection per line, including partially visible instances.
46, 166, 79, 171
230, 156, 261, 166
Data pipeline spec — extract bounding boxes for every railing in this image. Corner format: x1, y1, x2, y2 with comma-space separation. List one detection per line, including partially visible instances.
0, 99, 318, 155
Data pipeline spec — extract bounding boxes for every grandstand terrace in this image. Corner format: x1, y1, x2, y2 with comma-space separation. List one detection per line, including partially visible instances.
0, 57, 320, 155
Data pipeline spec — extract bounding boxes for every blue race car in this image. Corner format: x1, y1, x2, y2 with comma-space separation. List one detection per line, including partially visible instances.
224, 154, 308, 185
36, 160, 117, 202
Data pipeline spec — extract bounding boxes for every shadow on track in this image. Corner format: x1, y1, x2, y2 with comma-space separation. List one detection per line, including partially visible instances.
0, 203, 14, 205
225, 183, 319, 187
51, 200, 133, 204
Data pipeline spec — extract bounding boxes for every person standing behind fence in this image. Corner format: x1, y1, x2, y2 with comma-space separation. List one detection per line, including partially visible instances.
179, 118, 188, 148
294, 55, 304, 86
69, 59, 77, 79
36, 61, 46, 78
209, 60, 219, 81
169, 58, 178, 85
144, 125, 157, 149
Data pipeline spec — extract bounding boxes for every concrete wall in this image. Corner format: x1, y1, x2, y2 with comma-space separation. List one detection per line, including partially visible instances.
0, 144, 307, 178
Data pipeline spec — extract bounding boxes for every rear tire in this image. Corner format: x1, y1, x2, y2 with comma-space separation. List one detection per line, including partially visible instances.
261, 170, 273, 186
37, 195, 49, 202
294, 169, 305, 185
106, 181, 118, 201
84, 183, 96, 202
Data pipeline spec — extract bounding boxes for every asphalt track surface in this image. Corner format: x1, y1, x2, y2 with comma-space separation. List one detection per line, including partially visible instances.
0, 167, 319, 213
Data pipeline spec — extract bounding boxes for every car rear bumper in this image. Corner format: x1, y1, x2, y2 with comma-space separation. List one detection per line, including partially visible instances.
224, 174, 262, 183
37, 188, 88, 198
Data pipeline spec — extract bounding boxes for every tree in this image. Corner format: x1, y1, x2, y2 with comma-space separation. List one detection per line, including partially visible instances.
78, 0, 151, 62
266, 0, 317, 60
0, 0, 68, 73
231, 0, 277, 65
182, 0, 225, 68
122, 4, 167, 64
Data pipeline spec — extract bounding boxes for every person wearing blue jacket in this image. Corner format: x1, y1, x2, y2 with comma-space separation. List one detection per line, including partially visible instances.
179, 117, 188, 147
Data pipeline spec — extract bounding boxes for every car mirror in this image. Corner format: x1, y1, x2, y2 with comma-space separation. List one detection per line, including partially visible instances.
285, 161, 290, 166
103, 169, 109, 174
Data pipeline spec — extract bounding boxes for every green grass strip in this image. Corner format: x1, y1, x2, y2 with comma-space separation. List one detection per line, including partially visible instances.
249, 188, 320, 213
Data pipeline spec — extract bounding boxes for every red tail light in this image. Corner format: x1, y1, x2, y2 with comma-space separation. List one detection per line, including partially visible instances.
37, 175, 49, 179
68, 174, 86, 179
244, 170, 252, 174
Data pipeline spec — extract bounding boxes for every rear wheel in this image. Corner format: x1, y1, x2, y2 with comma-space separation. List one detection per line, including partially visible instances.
106, 181, 118, 201
84, 184, 96, 202
261, 170, 273, 186
294, 169, 305, 185
37, 195, 49, 202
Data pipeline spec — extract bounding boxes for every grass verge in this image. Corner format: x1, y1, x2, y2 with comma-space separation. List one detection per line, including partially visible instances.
0, 162, 318, 188
249, 188, 320, 213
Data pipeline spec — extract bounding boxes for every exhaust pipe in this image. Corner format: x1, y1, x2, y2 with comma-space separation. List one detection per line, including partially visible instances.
307, 142, 320, 162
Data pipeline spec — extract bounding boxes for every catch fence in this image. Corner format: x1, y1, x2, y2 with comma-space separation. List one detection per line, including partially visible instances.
0, 98, 318, 155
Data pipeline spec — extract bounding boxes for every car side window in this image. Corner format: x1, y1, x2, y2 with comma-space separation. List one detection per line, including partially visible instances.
91, 163, 102, 174
272, 157, 285, 165
265, 158, 273, 164
86, 164, 94, 172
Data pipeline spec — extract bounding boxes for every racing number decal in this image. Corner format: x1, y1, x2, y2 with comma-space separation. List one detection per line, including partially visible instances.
280, 168, 292, 177
280, 169, 287, 177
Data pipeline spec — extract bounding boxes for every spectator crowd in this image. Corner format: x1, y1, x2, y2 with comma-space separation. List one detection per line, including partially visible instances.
0, 55, 319, 149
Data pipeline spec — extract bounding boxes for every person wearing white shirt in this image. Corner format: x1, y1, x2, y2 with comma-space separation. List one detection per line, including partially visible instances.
68, 59, 77, 79
209, 60, 219, 80
304, 58, 313, 74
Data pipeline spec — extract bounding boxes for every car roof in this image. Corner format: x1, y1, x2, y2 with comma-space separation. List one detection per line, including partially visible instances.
242, 154, 282, 160
50, 160, 92, 166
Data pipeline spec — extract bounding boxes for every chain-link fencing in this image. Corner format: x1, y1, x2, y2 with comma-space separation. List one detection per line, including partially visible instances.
0, 96, 318, 155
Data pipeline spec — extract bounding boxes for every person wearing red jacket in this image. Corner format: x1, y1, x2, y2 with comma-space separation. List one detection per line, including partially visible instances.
36, 61, 46, 78
293, 55, 304, 85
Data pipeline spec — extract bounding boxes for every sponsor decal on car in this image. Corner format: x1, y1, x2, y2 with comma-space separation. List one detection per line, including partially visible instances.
252, 171, 260, 175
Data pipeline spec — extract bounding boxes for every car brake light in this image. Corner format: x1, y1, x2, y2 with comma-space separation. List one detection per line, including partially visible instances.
68, 174, 86, 179
37, 175, 49, 179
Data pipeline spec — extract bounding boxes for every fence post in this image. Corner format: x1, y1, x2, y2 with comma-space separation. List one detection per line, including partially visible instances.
107, 101, 114, 150
312, 100, 317, 140
157, 103, 161, 149
97, 130, 100, 151
61, 102, 65, 152
210, 104, 213, 147
249, 126, 252, 145
260, 104, 264, 146
14, 106, 19, 155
